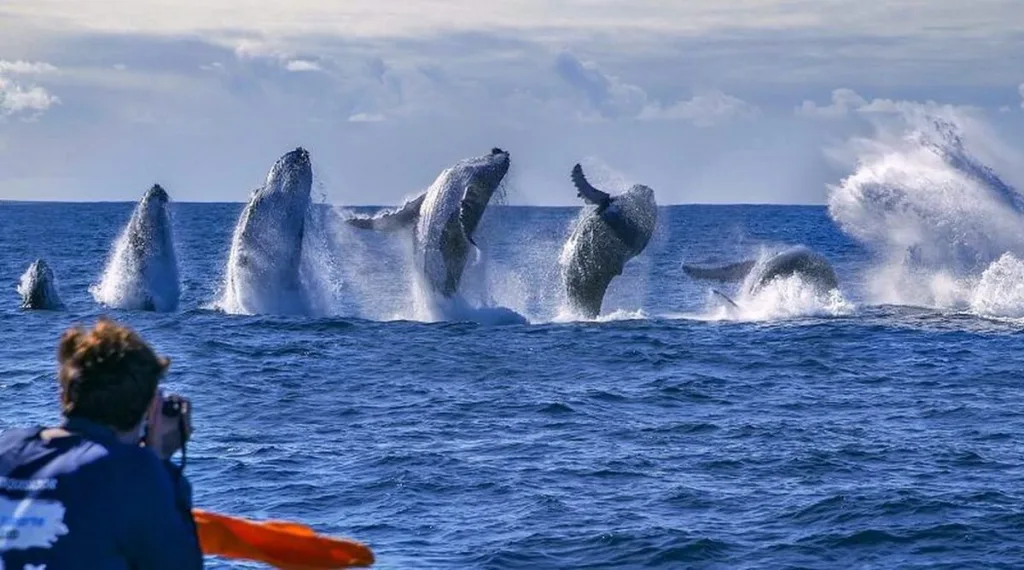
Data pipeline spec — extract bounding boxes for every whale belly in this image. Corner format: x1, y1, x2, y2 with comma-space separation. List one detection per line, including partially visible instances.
561, 212, 634, 318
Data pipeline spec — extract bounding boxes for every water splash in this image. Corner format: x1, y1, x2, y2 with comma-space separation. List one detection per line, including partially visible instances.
686, 245, 856, 322
826, 106, 1024, 317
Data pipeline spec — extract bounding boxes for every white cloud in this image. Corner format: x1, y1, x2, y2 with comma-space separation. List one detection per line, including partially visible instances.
796, 88, 868, 118
554, 51, 757, 126
0, 60, 58, 75
3, 1, 1021, 44
285, 59, 322, 72
640, 91, 760, 126
796, 88, 984, 121
347, 112, 385, 122
0, 78, 60, 118
0, 60, 60, 119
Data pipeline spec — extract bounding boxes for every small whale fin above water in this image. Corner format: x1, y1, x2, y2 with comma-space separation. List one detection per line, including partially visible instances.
711, 288, 740, 309
346, 192, 426, 231
682, 260, 757, 283
571, 164, 612, 210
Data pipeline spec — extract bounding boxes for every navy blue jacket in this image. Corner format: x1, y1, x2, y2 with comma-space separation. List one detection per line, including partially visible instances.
0, 417, 204, 569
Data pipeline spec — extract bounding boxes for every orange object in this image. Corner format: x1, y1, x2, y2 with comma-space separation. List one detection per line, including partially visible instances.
192, 508, 375, 569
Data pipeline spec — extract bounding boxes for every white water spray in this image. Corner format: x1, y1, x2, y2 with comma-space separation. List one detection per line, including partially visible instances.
826, 106, 1024, 317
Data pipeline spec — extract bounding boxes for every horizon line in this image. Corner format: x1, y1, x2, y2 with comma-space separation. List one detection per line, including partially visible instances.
0, 199, 828, 208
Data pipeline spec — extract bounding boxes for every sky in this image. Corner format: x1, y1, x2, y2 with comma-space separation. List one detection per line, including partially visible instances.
1, 1, 1023, 205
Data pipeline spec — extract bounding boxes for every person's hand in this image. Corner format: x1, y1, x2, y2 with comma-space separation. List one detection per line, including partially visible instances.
144, 392, 193, 461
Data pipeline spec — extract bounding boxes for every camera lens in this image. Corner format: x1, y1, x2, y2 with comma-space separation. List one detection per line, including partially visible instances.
161, 399, 182, 417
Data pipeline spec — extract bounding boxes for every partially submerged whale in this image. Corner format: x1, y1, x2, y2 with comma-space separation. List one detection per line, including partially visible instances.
92, 184, 179, 312
17, 259, 64, 310
222, 147, 314, 315
345, 147, 510, 299
559, 163, 658, 319
683, 245, 840, 306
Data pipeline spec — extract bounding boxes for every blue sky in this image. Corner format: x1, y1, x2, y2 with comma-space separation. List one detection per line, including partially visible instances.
1, 1, 1023, 205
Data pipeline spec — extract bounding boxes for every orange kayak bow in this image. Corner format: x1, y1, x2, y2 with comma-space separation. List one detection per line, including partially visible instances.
192, 508, 375, 569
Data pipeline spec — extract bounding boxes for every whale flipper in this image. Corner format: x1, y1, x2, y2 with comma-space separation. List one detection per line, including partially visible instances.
571, 164, 612, 210
711, 288, 740, 309
683, 260, 757, 283
347, 192, 426, 231
460, 180, 493, 243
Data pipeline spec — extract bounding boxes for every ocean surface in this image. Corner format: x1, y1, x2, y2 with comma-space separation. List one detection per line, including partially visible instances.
3, 116, 1024, 569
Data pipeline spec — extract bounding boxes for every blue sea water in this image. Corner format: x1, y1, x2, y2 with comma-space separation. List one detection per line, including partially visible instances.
1, 196, 1023, 569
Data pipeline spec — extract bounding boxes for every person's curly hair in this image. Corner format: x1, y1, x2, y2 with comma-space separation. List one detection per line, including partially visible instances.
58, 318, 169, 432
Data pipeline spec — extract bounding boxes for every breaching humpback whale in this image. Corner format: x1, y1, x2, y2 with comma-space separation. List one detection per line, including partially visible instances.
17, 259, 64, 310
222, 147, 314, 315
92, 184, 179, 312
683, 245, 840, 306
559, 163, 658, 319
344, 147, 510, 299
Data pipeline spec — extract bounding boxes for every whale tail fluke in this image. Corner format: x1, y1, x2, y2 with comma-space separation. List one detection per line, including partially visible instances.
346, 192, 426, 231
571, 164, 612, 210
683, 260, 757, 283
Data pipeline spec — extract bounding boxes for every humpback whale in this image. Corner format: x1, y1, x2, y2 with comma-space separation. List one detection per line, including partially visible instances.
17, 259, 64, 310
344, 147, 510, 299
92, 184, 179, 312
559, 163, 658, 319
222, 147, 314, 315
683, 245, 840, 305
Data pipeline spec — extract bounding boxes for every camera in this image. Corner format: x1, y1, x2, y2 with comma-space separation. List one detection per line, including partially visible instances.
161, 397, 183, 418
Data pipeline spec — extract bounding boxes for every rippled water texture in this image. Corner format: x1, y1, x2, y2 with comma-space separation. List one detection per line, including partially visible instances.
1, 200, 1022, 569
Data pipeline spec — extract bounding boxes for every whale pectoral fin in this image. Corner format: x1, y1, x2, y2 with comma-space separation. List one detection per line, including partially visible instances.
711, 288, 740, 309
459, 180, 493, 241
571, 164, 611, 209
682, 260, 757, 283
345, 192, 425, 231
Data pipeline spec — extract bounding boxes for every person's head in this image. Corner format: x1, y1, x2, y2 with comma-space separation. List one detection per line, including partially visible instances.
57, 317, 169, 435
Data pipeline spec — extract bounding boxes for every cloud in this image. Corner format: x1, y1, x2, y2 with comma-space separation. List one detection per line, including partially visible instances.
285, 59, 322, 72
796, 88, 868, 118
640, 90, 760, 126
0, 60, 58, 75
0, 60, 60, 119
1019, 83, 1024, 109
554, 51, 757, 126
795, 87, 985, 121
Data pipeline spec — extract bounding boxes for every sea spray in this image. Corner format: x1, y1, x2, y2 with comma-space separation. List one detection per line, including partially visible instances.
826, 106, 1024, 314
91, 185, 180, 312
691, 245, 855, 322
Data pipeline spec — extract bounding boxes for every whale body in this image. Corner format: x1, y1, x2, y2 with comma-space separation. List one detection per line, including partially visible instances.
92, 184, 179, 312
222, 147, 314, 315
559, 164, 658, 319
18, 259, 65, 310
683, 245, 840, 304
345, 148, 511, 299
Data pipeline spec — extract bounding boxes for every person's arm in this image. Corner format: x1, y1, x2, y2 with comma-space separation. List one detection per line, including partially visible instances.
120, 451, 204, 570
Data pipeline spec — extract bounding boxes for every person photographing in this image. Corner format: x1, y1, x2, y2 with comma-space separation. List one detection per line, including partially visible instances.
0, 318, 203, 569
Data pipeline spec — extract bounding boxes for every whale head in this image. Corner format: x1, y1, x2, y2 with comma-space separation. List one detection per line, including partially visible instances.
136, 184, 172, 230
608, 183, 658, 255
452, 147, 510, 239
266, 147, 313, 193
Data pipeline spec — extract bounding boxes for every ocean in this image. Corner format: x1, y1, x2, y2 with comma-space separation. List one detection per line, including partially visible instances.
2, 116, 1024, 569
